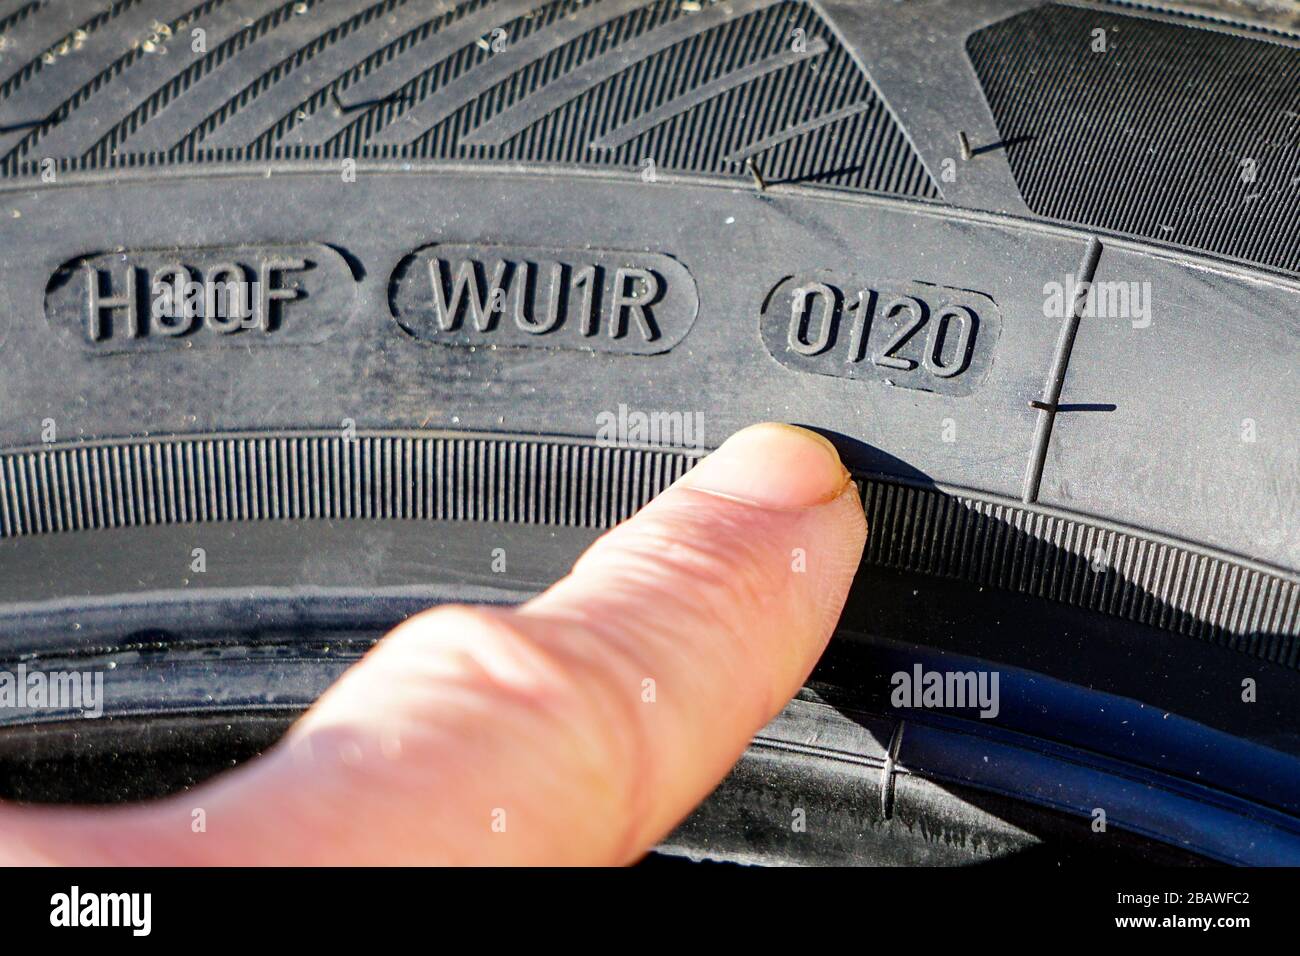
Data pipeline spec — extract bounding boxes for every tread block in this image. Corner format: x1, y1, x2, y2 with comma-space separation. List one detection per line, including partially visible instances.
968, 3, 1300, 274
0, 0, 938, 198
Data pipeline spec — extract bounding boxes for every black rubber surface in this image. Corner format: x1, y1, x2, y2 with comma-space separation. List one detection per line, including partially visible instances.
969, 3, 1300, 275
0, 0, 1296, 865
0, 0, 938, 196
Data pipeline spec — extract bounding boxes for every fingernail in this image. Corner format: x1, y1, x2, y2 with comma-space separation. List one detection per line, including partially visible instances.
677, 423, 852, 510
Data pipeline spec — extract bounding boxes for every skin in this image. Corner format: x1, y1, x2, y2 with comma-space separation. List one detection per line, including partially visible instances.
0, 423, 868, 865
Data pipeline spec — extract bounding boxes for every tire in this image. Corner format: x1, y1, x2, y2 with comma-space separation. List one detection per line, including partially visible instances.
0, 0, 1297, 865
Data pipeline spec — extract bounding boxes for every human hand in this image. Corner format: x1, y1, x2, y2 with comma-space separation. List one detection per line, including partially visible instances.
0, 423, 867, 865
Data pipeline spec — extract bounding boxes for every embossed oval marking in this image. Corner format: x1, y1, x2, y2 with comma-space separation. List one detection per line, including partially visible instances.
388, 243, 698, 354
760, 273, 1002, 396
44, 244, 357, 354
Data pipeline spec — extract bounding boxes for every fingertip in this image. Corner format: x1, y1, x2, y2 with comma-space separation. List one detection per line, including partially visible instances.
675, 423, 852, 510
